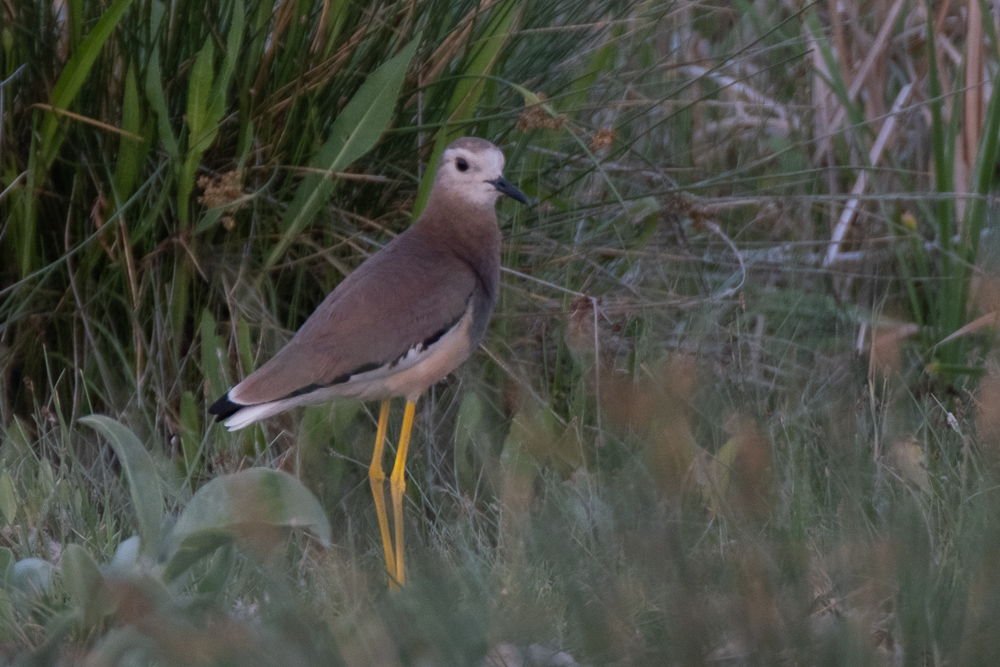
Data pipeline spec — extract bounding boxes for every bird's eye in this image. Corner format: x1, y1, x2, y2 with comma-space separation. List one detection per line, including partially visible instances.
455, 157, 469, 172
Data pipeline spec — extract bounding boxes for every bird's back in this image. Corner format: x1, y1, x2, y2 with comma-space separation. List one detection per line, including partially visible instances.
226, 215, 498, 410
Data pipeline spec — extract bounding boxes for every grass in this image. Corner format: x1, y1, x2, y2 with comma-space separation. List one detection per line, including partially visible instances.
3, 0, 1000, 664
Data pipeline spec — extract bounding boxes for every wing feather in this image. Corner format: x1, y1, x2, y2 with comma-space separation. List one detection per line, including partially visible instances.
228, 227, 477, 406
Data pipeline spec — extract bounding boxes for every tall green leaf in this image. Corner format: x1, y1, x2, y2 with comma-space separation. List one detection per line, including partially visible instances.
956, 67, 1000, 321
18, 0, 135, 278
179, 391, 201, 481
37, 0, 136, 170
200, 309, 229, 400
186, 39, 216, 154
0, 469, 18, 526
265, 37, 420, 268
112, 64, 151, 205
145, 49, 179, 159
925, 8, 957, 338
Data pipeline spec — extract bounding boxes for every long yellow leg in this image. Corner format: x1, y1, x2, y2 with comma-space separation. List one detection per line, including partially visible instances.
368, 399, 397, 588
389, 400, 416, 587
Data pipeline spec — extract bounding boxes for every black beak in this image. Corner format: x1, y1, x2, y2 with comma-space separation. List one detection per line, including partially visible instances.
488, 177, 529, 204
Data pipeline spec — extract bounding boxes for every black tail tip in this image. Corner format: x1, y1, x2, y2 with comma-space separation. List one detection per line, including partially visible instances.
208, 394, 242, 422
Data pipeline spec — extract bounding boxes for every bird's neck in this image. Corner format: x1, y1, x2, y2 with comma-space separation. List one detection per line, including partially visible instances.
416, 194, 502, 296
418, 192, 500, 244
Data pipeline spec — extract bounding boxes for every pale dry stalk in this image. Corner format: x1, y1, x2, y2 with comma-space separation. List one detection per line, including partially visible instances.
823, 83, 913, 268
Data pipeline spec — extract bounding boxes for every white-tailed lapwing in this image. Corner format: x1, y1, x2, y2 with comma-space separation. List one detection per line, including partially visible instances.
209, 137, 528, 587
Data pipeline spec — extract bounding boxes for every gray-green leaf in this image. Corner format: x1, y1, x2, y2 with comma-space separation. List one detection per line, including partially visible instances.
79, 415, 164, 558
164, 468, 330, 580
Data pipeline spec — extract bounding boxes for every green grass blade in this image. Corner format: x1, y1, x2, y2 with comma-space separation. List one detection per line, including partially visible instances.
186, 39, 215, 151
112, 64, 150, 206
956, 67, 1000, 319
179, 390, 201, 476
37, 0, 136, 169
66, 0, 82, 50
894, 213, 930, 330
212, 0, 245, 115
265, 37, 420, 268
804, 8, 864, 131
926, 6, 957, 335
145, 49, 179, 160
965, 77, 1000, 238
199, 309, 230, 443
17, 118, 40, 278
413, 0, 521, 217
169, 262, 191, 364
0, 470, 18, 526
178, 38, 216, 227
236, 317, 254, 376
182, 2, 244, 228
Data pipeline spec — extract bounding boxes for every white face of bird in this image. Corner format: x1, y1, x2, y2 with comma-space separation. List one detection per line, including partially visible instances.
434, 139, 528, 210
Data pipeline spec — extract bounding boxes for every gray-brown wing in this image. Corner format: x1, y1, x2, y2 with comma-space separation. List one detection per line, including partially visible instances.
228, 229, 478, 406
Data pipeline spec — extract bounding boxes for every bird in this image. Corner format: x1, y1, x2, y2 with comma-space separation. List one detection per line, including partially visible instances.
208, 137, 528, 588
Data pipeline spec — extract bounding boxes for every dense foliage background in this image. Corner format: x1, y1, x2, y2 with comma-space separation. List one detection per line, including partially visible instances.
3, 0, 1000, 664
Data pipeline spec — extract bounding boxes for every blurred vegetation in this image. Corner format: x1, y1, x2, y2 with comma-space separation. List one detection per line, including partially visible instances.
3, 0, 1000, 664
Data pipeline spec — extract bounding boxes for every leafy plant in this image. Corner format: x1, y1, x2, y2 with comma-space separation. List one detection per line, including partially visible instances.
0, 415, 330, 661
892, 9, 1000, 383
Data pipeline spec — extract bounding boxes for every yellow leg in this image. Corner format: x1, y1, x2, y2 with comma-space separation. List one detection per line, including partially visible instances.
390, 400, 416, 587
368, 399, 397, 588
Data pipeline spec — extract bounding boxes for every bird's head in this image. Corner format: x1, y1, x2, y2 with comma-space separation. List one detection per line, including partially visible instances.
432, 137, 528, 210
